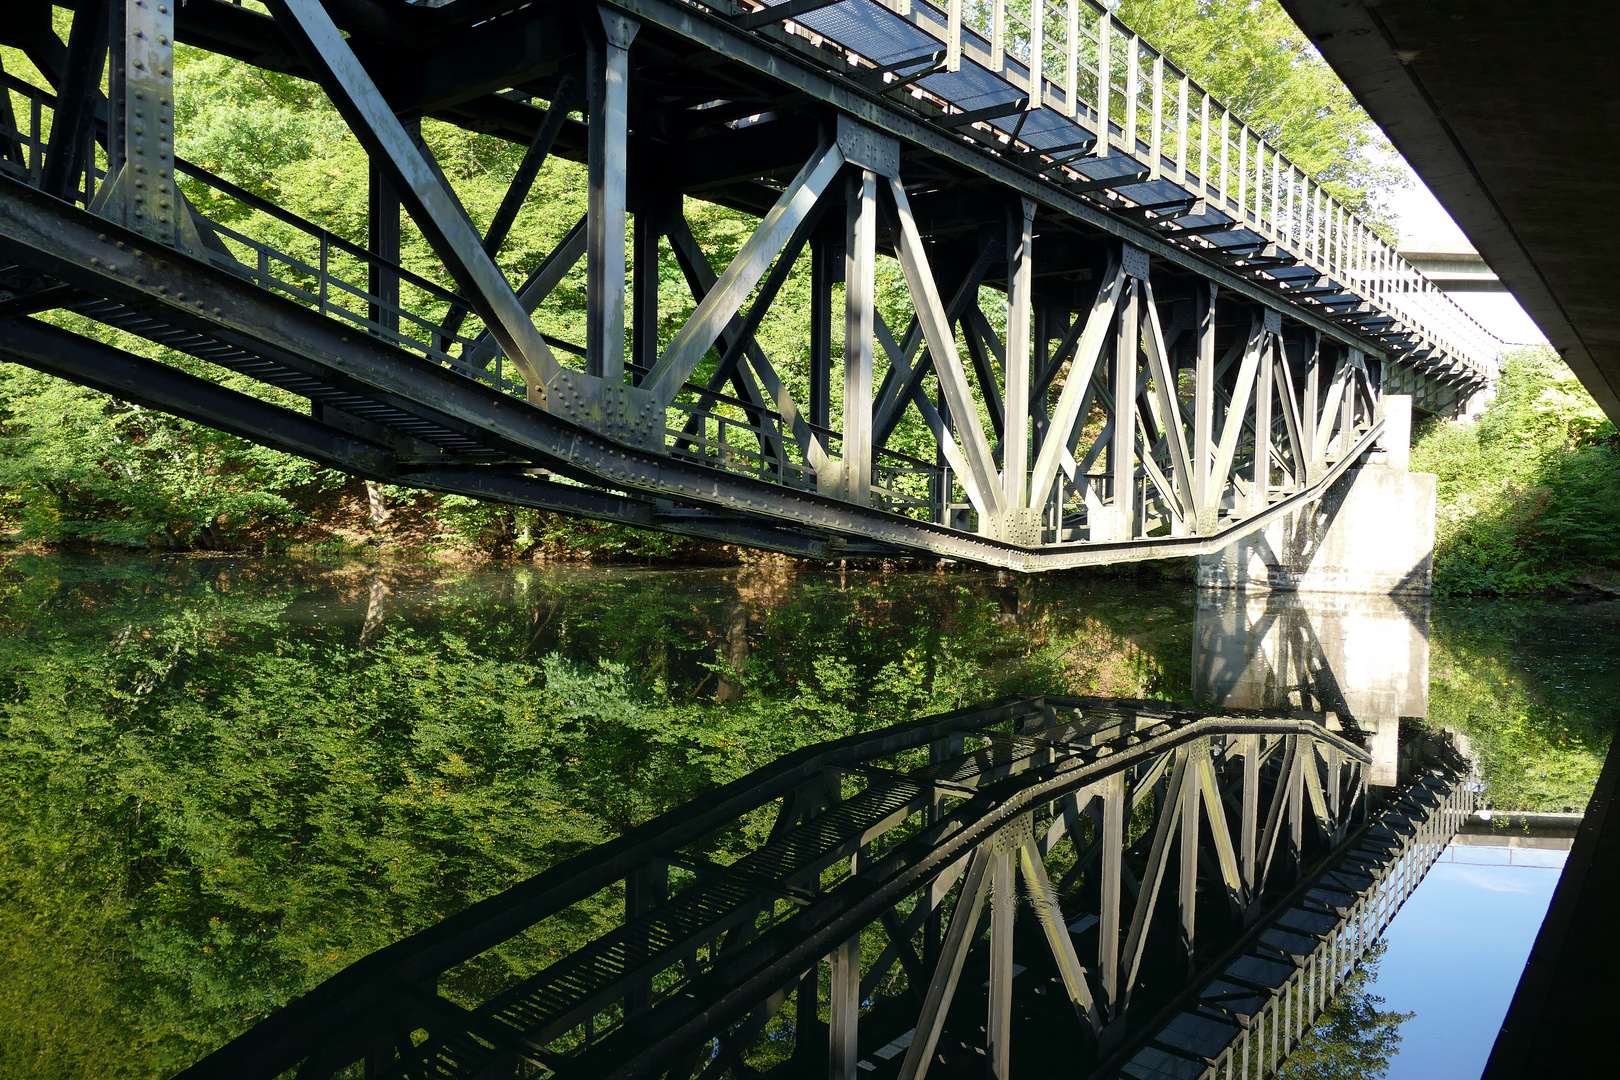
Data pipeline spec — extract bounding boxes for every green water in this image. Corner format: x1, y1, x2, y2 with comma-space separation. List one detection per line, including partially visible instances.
0, 553, 1613, 1077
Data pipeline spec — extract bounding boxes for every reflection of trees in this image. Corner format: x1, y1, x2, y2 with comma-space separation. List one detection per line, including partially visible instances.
1280, 943, 1413, 1080
0, 559, 1222, 1076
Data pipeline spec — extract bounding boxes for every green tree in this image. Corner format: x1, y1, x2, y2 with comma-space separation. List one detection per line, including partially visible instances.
1113, 0, 1405, 229
1281, 944, 1412, 1079
1414, 347, 1620, 594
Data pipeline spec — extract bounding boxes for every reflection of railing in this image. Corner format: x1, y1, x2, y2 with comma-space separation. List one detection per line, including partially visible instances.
1126, 769, 1472, 1078
736, 0, 1499, 377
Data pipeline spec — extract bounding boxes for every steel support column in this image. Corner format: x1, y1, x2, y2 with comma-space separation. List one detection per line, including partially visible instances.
1003, 197, 1035, 513
842, 168, 877, 505
587, 7, 638, 383
1111, 278, 1140, 540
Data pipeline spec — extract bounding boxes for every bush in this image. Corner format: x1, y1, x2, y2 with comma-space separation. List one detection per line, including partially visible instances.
1414, 347, 1620, 594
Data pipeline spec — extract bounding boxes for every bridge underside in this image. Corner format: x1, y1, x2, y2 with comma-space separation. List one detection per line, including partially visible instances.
1272, 5, 1620, 1072
0, 0, 1490, 568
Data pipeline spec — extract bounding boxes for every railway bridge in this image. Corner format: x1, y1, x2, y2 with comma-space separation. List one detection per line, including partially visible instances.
0, 0, 1496, 570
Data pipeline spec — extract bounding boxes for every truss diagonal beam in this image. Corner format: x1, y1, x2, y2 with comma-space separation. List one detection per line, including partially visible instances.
1028, 251, 1124, 510
646, 141, 845, 407
266, 0, 560, 400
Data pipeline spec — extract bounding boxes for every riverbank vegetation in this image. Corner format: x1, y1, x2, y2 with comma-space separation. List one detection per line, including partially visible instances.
1414, 346, 1620, 595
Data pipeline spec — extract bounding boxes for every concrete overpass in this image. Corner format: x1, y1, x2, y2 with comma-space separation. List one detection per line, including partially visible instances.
1277, 1, 1620, 1073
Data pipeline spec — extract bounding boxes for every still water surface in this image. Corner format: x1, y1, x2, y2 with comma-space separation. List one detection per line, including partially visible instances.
1, 553, 1614, 1077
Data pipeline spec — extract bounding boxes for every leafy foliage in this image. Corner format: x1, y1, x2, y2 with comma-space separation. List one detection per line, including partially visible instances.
1414, 347, 1620, 594
1280, 944, 1412, 1080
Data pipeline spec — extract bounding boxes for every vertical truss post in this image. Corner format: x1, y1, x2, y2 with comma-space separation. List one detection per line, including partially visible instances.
632, 207, 661, 383
1250, 319, 1275, 513
1003, 198, 1035, 514
587, 8, 639, 383
810, 224, 835, 456
843, 169, 877, 505
118, 0, 179, 246
1192, 282, 1216, 529
104, 1, 126, 184
625, 860, 667, 1016
42, 0, 108, 201
1099, 772, 1124, 1017
1301, 330, 1321, 476
368, 163, 400, 339
1178, 740, 1201, 973
987, 833, 1017, 1080
829, 934, 860, 1080
1241, 733, 1259, 901
1287, 732, 1305, 880
1110, 266, 1142, 540
1342, 348, 1362, 446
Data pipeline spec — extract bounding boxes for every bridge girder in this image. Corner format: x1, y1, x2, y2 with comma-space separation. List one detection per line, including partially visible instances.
0, 0, 1487, 565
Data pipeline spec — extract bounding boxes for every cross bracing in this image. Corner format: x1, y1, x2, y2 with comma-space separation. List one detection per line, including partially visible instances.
171, 695, 1470, 1080
0, 0, 1493, 567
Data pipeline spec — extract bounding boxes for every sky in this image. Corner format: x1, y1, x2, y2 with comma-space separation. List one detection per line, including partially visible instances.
1382, 161, 1549, 348
1370, 844, 1566, 1079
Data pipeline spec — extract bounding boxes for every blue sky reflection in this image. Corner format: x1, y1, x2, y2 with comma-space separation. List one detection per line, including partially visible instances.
1374, 844, 1566, 1079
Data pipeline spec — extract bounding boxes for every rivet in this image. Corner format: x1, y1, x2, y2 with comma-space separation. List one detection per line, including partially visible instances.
176, 293, 185, 302
157, 285, 166, 293
213, 308, 221, 316
91, 257, 100, 265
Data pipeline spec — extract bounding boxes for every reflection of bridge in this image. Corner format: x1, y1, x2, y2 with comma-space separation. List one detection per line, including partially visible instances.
1, 0, 1492, 568
1194, 590, 1432, 786
178, 695, 1468, 1080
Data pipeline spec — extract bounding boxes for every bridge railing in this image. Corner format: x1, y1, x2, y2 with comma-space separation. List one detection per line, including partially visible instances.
1114, 768, 1473, 1078
0, 71, 543, 395
738, 0, 1500, 377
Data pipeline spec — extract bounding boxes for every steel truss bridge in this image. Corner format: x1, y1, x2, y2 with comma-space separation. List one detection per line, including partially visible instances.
0, 0, 1496, 568
177, 696, 1471, 1080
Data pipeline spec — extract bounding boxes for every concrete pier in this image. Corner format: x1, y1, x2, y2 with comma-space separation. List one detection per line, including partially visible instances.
1194, 589, 1431, 787
1197, 397, 1439, 594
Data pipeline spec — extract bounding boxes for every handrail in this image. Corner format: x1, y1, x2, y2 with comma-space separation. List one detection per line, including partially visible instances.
735, 0, 1500, 378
